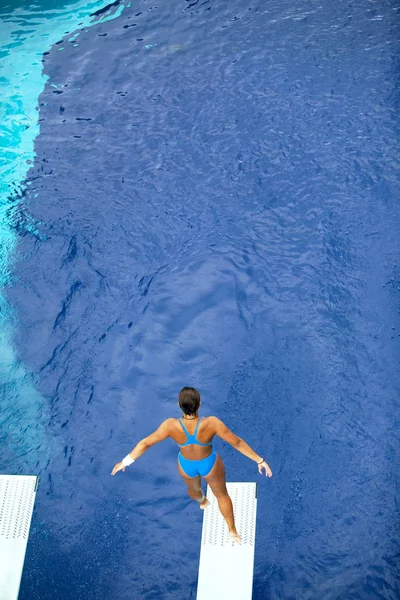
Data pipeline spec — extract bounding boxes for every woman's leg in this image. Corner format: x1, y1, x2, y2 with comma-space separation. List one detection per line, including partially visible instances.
204, 454, 241, 542
177, 461, 209, 509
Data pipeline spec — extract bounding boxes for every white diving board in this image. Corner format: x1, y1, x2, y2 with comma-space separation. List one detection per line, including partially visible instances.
0, 475, 38, 600
197, 482, 258, 600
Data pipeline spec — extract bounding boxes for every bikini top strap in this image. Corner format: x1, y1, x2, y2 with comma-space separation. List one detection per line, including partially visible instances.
179, 418, 190, 440
193, 417, 203, 440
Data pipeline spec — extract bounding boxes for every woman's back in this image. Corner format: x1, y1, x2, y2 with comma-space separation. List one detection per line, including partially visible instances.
169, 416, 216, 459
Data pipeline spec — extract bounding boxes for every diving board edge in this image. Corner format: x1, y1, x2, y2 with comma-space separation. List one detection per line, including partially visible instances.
197, 482, 258, 600
0, 475, 39, 600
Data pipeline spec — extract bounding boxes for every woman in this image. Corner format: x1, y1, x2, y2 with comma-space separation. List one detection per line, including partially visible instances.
112, 386, 272, 542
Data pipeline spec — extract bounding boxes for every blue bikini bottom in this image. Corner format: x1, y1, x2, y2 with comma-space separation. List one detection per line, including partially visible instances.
178, 450, 217, 478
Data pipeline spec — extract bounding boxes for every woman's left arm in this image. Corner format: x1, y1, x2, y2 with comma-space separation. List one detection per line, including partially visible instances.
111, 419, 173, 475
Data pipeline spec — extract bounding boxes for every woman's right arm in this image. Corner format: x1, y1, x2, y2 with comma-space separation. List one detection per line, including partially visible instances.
213, 417, 272, 477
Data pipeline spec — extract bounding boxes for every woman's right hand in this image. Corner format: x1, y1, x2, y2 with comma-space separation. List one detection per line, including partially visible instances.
258, 461, 272, 477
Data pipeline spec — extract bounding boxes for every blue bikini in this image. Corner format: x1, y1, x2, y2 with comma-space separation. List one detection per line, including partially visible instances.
178, 417, 217, 478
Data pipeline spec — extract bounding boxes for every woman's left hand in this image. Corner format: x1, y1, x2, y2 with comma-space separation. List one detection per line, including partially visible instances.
111, 462, 126, 476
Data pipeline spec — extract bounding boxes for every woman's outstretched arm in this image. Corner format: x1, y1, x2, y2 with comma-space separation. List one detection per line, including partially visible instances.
213, 417, 273, 477
111, 419, 173, 475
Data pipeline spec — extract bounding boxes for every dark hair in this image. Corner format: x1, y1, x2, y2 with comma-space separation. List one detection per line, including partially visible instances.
178, 387, 200, 416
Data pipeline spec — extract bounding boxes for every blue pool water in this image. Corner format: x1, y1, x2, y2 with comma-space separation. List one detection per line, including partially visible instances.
1, 1, 399, 598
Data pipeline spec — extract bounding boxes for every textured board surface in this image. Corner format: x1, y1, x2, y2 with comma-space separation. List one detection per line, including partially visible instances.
0, 475, 38, 600
197, 482, 257, 600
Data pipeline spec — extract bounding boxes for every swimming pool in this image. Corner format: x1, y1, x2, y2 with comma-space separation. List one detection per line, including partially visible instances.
1, 1, 399, 598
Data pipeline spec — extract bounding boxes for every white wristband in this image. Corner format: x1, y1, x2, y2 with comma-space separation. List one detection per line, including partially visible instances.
122, 454, 135, 467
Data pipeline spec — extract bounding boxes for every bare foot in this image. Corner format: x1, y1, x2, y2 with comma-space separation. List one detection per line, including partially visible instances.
199, 497, 210, 510
229, 530, 242, 544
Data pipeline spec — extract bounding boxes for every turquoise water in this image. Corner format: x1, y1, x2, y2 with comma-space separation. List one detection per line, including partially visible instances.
1, 1, 127, 470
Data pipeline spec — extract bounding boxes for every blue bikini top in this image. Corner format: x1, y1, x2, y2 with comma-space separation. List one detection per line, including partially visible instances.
178, 417, 212, 448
